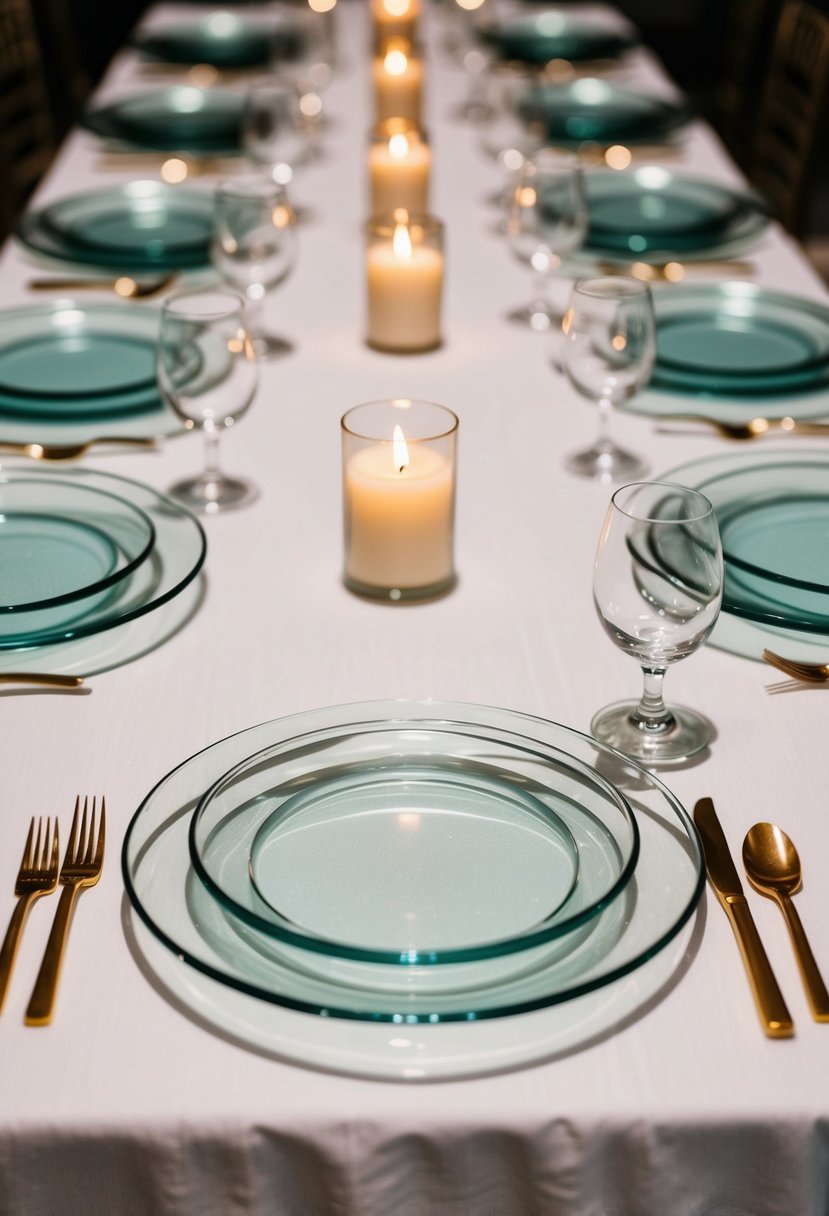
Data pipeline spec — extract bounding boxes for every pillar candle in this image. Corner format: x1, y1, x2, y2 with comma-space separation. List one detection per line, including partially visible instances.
369, 128, 431, 216
366, 216, 443, 352
373, 43, 423, 123
371, 0, 420, 44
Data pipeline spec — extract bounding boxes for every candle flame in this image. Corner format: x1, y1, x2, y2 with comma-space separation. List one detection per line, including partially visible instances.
392, 221, 413, 259
309, 0, 336, 10
384, 0, 410, 15
384, 47, 408, 75
389, 132, 410, 159
392, 424, 410, 472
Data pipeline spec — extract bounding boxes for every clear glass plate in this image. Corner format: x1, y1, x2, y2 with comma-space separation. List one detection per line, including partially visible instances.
518, 79, 690, 146
122, 701, 704, 1027
133, 17, 304, 69
190, 718, 640, 965
0, 473, 155, 628
0, 461, 205, 651
82, 87, 244, 156
583, 169, 769, 258
19, 181, 215, 273
481, 14, 637, 64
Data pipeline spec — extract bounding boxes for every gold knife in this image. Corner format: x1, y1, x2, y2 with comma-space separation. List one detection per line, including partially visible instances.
694, 797, 794, 1038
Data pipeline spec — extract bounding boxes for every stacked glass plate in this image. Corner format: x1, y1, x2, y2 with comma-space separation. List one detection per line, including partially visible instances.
518, 79, 690, 148
123, 700, 705, 1079
82, 87, 244, 156
133, 15, 305, 69
480, 12, 638, 64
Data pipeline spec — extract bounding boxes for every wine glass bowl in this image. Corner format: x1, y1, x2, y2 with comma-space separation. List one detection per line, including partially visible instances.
241, 79, 310, 184
591, 480, 723, 765
562, 275, 655, 482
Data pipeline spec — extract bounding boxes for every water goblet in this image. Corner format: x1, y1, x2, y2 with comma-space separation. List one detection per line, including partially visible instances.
562, 276, 655, 482
242, 79, 310, 186
157, 288, 259, 515
507, 149, 588, 330
211, 175, 297, 359
592, 480, 723, 765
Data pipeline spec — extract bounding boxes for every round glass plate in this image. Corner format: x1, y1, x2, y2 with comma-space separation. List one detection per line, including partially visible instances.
0, 460, 205, 652
481, 14, 637, 64
18, 181, 215, 274
122, 701, 704, 1028
190, 718, 640, 965
0, 300, 164, 419
0, 473, 155, 628
518, 79, 690, 147
582, 168, 768, 259
82, 87, 244, 156
133, 17, 304, 68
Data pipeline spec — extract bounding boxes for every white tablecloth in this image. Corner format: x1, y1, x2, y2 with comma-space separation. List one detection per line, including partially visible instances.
1, 5, 829, 1213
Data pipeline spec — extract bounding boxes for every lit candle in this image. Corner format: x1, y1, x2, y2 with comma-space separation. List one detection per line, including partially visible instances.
366, 212, 444, 352
371, 0, 420, 43
342, 400, 457, 599
373, 41, 423, 123
369, 123, 431, 216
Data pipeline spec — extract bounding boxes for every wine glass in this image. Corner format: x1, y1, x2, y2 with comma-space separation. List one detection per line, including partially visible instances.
592, 481, 723, 765
562, 276, 655, 482
157, 288, 259, 515
211, 175, 297, 359
507, 149, 588, 330
479, 66, 543, 226
241, 79, 310, 186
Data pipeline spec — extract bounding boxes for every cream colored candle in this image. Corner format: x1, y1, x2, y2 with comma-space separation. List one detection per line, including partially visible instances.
345, 427, 454, 593
372, 0, 420, 43
369, 128, 431, 215
366, 216, 443, 352
373, 43, 423, 123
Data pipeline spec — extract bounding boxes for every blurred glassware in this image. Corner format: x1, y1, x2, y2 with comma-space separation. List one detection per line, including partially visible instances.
211, 175, 297, 359
242, 78, 310, 186
507, 148, 587, 330
562, 275, 655, 481
446, 0, 493, 123
157, 288, 259, 514
275, 2, 338, 145
479, 66, 544, 225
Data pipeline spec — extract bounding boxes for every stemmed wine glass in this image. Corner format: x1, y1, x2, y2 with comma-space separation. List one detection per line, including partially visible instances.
211, 175, 297, 359
157, 288, 259, 515
592, 481, 723, 765
561, 275, 655, 481
507, 149, 588, 330
241, 79, 310, 186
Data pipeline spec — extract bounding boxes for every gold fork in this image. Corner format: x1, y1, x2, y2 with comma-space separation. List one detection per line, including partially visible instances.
762, 649, 829, 682
25, 797, 105, 1026
0, 437, 158, 461
663, 415, 829, 440
0, 818, 59, 1014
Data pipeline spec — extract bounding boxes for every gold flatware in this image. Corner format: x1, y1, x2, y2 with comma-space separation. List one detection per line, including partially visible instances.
28, 273, 177, 299
694, 796, 794, 1037
663, 415, 829, 440
597, 259, 755, 282
0, 673, 84, 688
762, 649, 829, 682
743, 822, 829, 1021
25, 796, 105, 1026
0, 818, 59, 1014
0, 437, 158, 461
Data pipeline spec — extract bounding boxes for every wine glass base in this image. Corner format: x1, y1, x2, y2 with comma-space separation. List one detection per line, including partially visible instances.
591, 700, 713, 766
565, 443, 649, 483
169, 474, 259, 516
251, 331, 295, 360
507, 302, 561, 332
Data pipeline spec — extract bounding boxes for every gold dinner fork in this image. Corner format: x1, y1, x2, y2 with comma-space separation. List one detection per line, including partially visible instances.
25, 796, 105, 1026
0, 437, 159, 461
664, 415, 829, 440
0, 818, 59, 1014
762, 649, 829, 683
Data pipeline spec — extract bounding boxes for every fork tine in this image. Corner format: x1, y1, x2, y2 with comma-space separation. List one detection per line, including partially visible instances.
762, 650, 827, 681
79, 796, 89, 864
48, 821, 60, 878
19, 818, 35, 873
93, 798, 106, 869
65, 796, 81, 867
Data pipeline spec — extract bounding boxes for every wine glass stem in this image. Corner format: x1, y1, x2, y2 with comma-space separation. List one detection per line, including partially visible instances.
631, 666, 676, 735
203, 424, 222, 486
595, 396, 613, 452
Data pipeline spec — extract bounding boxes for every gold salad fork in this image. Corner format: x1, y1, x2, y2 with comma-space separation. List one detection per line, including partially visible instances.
762, 649, 829, 682
25, 797, 105, 1026
0, 818, 59, 1014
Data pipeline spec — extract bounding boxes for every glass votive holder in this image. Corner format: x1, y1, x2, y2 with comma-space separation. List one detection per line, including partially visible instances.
373, 38, 424, 123
371, 0, 420, 48
342, 399, 458, 601
369, 119, 431, 216
365, 211, 444, 353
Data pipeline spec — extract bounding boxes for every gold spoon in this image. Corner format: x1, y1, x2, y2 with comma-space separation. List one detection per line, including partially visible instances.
0, 437, 158, 461
0, 674, 83, 687
28, 273, 178, 300
742, 822, 829, 1021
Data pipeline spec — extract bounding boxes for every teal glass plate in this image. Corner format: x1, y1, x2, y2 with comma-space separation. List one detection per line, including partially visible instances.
18, 181, 214, 273
133, 16, 304, 68
82, 87, 244, 156
189, 718, 640, 966
583, 168, 769, 258
0, 462, 206, 652
481, 14, 637, 64
122, 701, 703, 1030
0, 300, 164, 420
0, 474, 155, 628
519, 79, 690, 146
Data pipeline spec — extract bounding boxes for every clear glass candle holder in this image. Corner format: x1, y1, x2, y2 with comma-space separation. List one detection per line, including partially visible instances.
342, 398, 458, 601
369, 118, 431, 217
372, 38, 424, 123
365, 211, 444, 353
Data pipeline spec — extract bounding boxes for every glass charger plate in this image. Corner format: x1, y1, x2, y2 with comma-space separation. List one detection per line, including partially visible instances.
81, 87, 244, 156
133, 16, 304, 68
19, 181, 214, 273
190, 717, 640, 966
481, 13, 637, 64
518, 79, 690, 146
0, 300, 165, 420
0, 473, 154, 630
0, 461, 205, 652
122, 702, 703, 1037
582, 168, 768, 259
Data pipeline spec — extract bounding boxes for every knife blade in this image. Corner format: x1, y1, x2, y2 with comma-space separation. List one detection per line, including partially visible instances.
694, 797, 794, 1038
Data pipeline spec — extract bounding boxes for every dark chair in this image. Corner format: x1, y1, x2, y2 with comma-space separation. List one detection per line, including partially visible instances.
0, 0, 56, 241
711, 0, 782, 168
